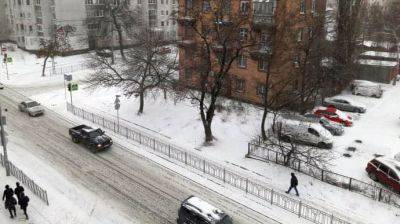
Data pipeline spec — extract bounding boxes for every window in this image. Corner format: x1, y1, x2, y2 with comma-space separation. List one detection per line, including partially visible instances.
148, 0, 156, 4
203, 0, 211, 11
17, 0, 21, 5
297, 29, 303, 42
379, 164, 389, 174
35, 0, 40, 5
85, 0, 93, 4
29, 25, 33, 32
234, 78, 245, 92
26, 0, 30, 5
166, 10, 168, 15
161, 10, 164, 15
308, 128, 320, 137
137, 0, 141, 3
300, 0, 306, 14
161, 21, 164, 26
239, 28, 247, 41
257, 84, 266, 97
293, 54, 300, 68
388, 170, 399, 181
258, 59, 268, 71
161, 0, 164, 3
311, 0, 317, 13
237, 54, 246, 68
239, 1, 250, 14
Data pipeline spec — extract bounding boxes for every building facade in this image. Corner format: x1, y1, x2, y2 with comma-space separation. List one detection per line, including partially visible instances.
5, 0, 88, 51
178, 0, 327, 105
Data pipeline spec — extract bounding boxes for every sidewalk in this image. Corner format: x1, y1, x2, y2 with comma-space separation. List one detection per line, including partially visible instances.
0, 167, 50, 224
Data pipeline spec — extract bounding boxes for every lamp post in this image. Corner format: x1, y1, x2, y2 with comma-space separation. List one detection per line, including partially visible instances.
0, 106, 10, 176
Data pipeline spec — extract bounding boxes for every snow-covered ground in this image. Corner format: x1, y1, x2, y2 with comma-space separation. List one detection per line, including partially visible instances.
1, 45, 400, 223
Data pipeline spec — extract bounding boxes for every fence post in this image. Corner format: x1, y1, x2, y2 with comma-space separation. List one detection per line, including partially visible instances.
378, 188, 383, 201
271, 189, 274, 205
185, 152, 187, 164
92, 113, 94, 123
321, 170, 324, 181
223, 169, 226, 183
153, 139, 156, 150
139, 133, 142, 144
298, 201, 302, 218
330, 214, 334, 224
247, 143, 250, 157
113, 121, 116, 132
276, 152, 278, 163
168, 145, 171, 157
45, 191, 49, 205
203, 160, 206, 173
297, 160, 301, 172
126, 127, 128, 138
245, 179, 248, 193
102, 117, 105, 127
349, 178, 352, 191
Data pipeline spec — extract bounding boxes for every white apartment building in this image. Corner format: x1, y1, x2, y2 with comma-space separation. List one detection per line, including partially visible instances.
5, 0, 177, 51
6, 0, 87, 51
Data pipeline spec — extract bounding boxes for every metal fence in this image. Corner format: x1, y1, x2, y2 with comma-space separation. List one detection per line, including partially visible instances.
49, 63, 87, 76
0, 153, 49, 205
247, 138, 400, 208
66, 102, 354, 224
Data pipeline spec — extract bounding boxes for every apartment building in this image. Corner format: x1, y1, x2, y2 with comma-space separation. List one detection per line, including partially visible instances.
85, 0, 178, 49
178, 0, 327, 105
5, 0, 88, 51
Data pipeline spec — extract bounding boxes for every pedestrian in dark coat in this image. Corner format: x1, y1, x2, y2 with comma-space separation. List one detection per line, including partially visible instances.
19, 192, 29, 220
5, 196, 17, 218
285, 173, 299, 196
14, 182, 24, 204
2, 185, 14, 201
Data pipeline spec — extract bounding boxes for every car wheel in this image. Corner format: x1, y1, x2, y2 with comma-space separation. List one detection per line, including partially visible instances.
72, 137, 80, 143
355, 108, 362, 113
317, 142, 327, 148
368, 172, 378, 181
28, 112, 33, 117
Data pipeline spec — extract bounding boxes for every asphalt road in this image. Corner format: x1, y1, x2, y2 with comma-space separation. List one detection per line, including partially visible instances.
0, 87, 281, 224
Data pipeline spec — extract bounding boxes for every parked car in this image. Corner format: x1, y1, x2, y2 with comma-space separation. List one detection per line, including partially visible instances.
322, 97, 366, 113
273, 119, 333, 149
314, 107, 353, 127
0, 83, 4, 90
366, 157, 400, 193
303, 114, 344, 136
18, 100, 45, 116
177, 196, 233, 224
351, 80, 383, 98
69, 125, 113, 152
394, 152, 400, 162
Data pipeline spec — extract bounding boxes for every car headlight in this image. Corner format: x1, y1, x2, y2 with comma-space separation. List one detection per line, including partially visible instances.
97, 144, 102, 148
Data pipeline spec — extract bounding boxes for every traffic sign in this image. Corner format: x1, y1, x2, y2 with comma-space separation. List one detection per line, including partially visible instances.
68, 83, 78, 91
114, 95, 121, 110
6, 57, 12, 63
64, 74, 72, 81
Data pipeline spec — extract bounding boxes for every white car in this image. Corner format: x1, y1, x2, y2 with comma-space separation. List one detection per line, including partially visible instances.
18, 100, 45, 117
351, 80, 383, 98
273, 118, 333, 149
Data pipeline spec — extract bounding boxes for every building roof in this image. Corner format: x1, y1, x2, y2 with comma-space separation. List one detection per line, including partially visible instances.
358, 59, 398, 67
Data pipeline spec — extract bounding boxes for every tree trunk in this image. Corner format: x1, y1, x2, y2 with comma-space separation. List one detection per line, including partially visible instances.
204, 122, 213, 142
261, 108, 268, 140
42, 55, 50, 77
138, 91, 144, 114
111, 12, 126, 61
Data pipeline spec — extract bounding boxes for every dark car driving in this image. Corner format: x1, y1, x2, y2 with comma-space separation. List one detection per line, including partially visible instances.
69, 125, 113, 152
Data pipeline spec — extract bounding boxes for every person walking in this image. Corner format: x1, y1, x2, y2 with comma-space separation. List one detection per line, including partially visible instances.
2, 185, 14, 202
14, 182, 24, 205
19, 192, 29, 220
285, 173, 299, 196
5, 195, 17, 218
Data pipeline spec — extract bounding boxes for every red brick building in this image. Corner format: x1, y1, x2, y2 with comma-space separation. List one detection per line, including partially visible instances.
178, 0, 327, 105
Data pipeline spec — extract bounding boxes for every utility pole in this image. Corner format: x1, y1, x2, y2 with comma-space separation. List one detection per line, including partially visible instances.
0, 105, 10, 176
394, 42, 399, 86
115, 95, 121, 131
109, 5, 115, 64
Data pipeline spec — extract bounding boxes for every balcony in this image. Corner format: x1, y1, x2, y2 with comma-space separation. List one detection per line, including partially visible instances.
178, 16, 196, 26
252, 14, 275, 30
250, 44, 272, 59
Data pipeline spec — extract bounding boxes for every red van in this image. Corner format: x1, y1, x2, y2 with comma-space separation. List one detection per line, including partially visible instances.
366, 157, 400, 193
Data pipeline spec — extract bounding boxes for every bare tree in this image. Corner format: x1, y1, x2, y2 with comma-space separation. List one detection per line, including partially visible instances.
86, 26, 177, 114
178, 0, 257, 143
37, 25, 75, 77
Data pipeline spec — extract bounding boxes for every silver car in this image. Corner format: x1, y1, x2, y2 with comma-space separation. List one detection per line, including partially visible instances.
323, 97, 366, 113
18, 100, 45, 117
304, 114, 344, 136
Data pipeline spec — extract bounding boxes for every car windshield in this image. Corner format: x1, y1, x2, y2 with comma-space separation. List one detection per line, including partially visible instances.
88, 129, 103, 138
219, 215, 233, 224
26, 101, 39, 107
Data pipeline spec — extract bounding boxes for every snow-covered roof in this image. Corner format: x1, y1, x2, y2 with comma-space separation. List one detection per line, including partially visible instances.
361, 51, 398, 59
183, 196, 226, 222
358, 59, 398, 67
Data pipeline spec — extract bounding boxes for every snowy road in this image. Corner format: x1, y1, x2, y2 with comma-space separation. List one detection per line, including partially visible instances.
0, 88, 281, 224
